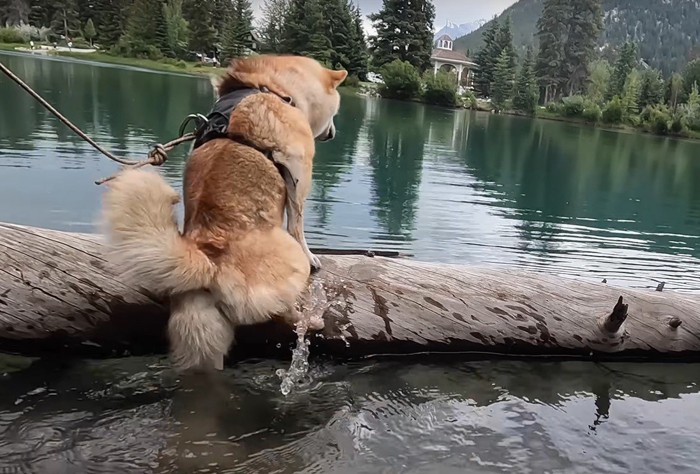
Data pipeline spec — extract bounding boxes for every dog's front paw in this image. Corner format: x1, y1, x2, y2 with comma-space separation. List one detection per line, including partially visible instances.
309, 253, 322, 273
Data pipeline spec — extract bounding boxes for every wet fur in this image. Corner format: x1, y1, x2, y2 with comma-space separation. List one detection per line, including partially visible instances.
101, 55, 346, 371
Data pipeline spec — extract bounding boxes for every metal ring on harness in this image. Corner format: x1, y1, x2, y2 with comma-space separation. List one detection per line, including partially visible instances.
178, 113, 209, 138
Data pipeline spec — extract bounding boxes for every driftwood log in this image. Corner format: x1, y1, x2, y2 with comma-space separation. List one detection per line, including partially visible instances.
1, 222, 700, 361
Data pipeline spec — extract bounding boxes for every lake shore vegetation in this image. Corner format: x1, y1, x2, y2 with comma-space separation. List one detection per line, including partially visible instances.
0, 0, 368, 85
1, 0, 698, 138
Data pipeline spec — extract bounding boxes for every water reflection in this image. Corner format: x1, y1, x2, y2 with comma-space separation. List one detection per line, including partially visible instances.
1, 356, 699, 473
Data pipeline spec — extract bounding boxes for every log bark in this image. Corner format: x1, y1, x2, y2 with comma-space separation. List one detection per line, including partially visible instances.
1, 222, 700, 361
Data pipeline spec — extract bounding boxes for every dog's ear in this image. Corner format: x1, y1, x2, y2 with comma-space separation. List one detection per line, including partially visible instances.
327, 69, 348, 89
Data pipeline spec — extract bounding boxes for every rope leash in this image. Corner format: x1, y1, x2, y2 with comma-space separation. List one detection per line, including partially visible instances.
0, 60, 196, 185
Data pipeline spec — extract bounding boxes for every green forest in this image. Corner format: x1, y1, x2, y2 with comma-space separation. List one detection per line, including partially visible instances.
471, 0, 700, 139
0, 0, 368, 78
455, 0, 700, 77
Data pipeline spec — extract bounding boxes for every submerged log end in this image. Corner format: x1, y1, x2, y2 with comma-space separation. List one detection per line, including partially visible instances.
602, 295, 629, 334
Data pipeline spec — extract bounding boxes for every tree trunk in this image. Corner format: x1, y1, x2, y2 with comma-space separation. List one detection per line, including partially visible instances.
1, 222, 700, 361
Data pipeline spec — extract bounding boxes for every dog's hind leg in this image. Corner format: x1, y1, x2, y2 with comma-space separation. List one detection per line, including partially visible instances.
275, 156, 320, 271
169, 290, 234, 372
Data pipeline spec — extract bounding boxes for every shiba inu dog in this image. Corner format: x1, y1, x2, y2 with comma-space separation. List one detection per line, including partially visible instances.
101, 55, 347, 371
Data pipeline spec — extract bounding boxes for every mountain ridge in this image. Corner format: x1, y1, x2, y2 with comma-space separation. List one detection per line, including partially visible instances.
433, 20, 487, 41
454, 0, 700, 75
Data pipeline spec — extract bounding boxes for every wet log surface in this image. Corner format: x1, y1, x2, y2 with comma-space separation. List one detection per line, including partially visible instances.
1, 222, 700, 361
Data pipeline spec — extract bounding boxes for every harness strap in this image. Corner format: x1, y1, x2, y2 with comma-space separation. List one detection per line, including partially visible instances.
191, 86, 294, 150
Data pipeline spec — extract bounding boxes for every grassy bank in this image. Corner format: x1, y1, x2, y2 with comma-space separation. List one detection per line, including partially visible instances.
0, 43, 27, 51
0, 43, 219, 76
531, 109, 700, 141
55, 51, 219, 76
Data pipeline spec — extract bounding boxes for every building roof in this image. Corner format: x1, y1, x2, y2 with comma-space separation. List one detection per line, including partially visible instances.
436, 34, 453, 42
430, 48, 477, 66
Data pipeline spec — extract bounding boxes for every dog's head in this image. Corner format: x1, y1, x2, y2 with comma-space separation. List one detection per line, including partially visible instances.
212, 55, 347, 142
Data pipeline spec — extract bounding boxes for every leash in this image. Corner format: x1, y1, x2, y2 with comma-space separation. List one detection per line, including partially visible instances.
0, 60, 198, 185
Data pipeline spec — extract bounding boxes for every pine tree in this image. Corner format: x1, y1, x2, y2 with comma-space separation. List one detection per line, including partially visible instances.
212, 0, 229, 44
164, 0, 189, 58
607, 42, 637, 100
84, 18, 96, 45
325, 0, 354, 70
621, 68, 641, 116
183, 0, 217, 54
121, 0, 166, 56
155, 2, 173, 57
259, 0, 288, 53
76, 0, 96, 26
492, 49, 514, 111
683, 59, 700, 99
562, 0, 603, 95
368, 0, 435, 72
496, 16, 516, 73
512, 46, 538, 114
282, 0, 332, 65
474, 19, 499, 97
639, 68, 664, 108
535, 0, 567, 103
407, 0, 435, 71
347, 2, 369, 79
221, 0, 254, 62
51, 0, 81, 41
29, 0, 51, 28
94, 0, 127, 47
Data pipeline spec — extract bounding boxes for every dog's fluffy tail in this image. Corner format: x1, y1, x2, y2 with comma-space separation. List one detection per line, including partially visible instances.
101, 168, 215, 295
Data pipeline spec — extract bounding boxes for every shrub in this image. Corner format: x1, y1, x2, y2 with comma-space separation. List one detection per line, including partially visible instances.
670, 111, 685, 134
67, 37, 91, 48
643, 105, 672, 135
379, 60, 421, 100
0, 27, 26, 44
341, 74, 360, 88
423, 70, 458, 106
582, 103, 602, 122
545, 101, 562, 114
112, 37, 163, 60
175, 60, 188, 69
462, 90, 478, 109
602, 96, 624, 124
682, 82, 700, 131
685, 107, 700, 132
561, 95, 586, 117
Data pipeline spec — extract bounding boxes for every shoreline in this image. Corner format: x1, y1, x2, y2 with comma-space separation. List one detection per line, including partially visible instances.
0, 44, 218, 77
2, 45, 698, 142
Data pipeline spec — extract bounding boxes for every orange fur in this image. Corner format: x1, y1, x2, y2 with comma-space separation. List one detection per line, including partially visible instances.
101, 55, 346, 371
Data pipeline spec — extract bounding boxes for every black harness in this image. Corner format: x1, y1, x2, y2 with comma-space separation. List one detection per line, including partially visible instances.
183, 87, 294, 153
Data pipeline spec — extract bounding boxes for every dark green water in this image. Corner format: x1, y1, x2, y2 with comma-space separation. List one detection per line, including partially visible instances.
2, 52, 700, 473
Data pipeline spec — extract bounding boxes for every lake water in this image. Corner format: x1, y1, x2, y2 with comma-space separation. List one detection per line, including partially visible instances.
2, 52, 700, 473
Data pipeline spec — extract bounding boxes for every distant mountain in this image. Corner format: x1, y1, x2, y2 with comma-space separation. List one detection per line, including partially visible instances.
434, 20, 487, 41
453, 0, 700, 75
453, 0, 543, 55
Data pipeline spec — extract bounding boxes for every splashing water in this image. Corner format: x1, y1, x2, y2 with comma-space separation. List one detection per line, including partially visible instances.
275, 279, 329, 396
276, 320, 311, 396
